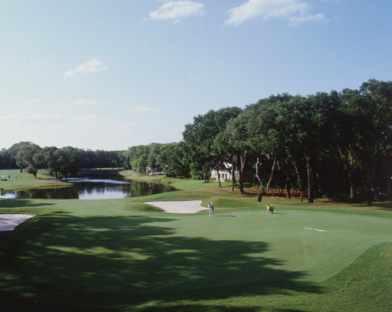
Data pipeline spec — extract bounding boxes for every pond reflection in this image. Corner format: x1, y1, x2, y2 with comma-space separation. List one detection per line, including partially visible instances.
0, 178, 173, 200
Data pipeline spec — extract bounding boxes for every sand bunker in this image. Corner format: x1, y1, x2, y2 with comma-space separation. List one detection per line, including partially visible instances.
144, 200, 209, 214
0, 214, 34, 231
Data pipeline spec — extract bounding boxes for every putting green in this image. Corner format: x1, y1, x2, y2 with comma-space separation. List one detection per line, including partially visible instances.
16, 205, 391, 303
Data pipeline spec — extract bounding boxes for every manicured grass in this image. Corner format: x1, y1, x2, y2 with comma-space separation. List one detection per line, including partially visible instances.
0, 169, 70, 191
0, 170, 391, 311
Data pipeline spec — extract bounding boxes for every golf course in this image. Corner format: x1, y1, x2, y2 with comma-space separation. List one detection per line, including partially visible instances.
0, 169, 391, 312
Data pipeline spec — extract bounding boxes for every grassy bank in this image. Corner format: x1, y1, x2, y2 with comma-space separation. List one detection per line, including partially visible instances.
0, 169, 70, 192
0, 170, 391, 311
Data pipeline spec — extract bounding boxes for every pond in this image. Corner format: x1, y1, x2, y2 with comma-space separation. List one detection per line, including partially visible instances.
0, 177, 173, 200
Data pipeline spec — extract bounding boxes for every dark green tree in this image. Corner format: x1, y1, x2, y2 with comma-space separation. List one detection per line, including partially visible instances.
9, 142, 42, 178
58, 147, 80, 179
183, 107, 241, 182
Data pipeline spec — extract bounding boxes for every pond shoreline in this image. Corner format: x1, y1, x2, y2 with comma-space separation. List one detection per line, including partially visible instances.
0, 170, 174, 200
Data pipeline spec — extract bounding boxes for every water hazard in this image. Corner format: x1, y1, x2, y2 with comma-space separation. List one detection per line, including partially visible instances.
0, 177, 173, 200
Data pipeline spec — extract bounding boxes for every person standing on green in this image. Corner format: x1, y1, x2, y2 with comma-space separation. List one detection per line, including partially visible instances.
208, 202, 214, 217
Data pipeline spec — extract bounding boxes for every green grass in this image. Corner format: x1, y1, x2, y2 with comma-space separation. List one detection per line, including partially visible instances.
0, 169, 70, 191
0, 170, 391, 311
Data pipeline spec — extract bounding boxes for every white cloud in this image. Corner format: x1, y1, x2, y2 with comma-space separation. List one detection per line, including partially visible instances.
64, 57, 108, 79
64, 70, 79, 79
73, 99, 97, 106
129, 106, 154, 113
224, 0, 327, 26
288, 13, 326, 25
75, 58, 108, 73
149, 1, 205, 21
0, 114, 62, 121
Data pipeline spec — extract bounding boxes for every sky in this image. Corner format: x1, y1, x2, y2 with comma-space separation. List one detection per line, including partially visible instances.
0, 0, 391, 151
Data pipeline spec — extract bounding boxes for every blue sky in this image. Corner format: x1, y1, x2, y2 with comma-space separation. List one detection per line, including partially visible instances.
0, 0, 391, 151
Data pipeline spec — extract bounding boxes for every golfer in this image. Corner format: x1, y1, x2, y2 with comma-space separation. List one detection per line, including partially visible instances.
208, 202, 214, 217
267, 204, 274, 214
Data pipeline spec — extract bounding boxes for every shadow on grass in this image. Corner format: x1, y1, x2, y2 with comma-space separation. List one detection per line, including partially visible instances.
138, 305, 306, 312
349, 202, 392, 211
0, 212, 320, 312
0, 199, 55, 208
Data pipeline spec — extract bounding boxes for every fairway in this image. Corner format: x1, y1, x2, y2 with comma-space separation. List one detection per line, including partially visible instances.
1, 190, 391, 311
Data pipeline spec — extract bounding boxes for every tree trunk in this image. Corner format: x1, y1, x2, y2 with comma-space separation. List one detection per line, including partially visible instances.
266, 157, 277, 192
348, 149, 355, 200
257, 191, 263, 202
238, 154, 246, 194
255, 156, 265, 202
367, 159, 376, 206
304, 152, 313, 203
255, 156, 263, 186
231, 159, 236, 192
348, 172, 354, 200
217, 167, 222, 188
284, 159, 291, 199
388, 169, 391, 201
276, 160, 284, 194
286, 177, 291, 199
293, 161, 303, 203
315, 172, 321, 200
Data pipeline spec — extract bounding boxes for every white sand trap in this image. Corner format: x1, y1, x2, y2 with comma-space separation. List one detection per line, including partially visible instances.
144, 200, 209, 214
0, 214, 34, 231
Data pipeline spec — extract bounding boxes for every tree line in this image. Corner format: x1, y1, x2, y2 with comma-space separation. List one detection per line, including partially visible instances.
0, 143, 124, 179
1, 79, 390, 205
122, 142, 189, 177
124, 79, 392, 205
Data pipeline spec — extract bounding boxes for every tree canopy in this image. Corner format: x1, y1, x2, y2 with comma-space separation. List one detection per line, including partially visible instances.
1, 79, 391, 205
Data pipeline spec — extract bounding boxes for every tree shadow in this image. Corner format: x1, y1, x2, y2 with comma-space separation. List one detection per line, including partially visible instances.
135, 305, 306, 312
350, 203, 392, 211
0, 213, 321, 311
0, 198, 55, 208
1, 186, 81, 199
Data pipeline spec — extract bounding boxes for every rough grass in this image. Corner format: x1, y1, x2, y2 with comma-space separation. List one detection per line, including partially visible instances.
0, 170, 391, 312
